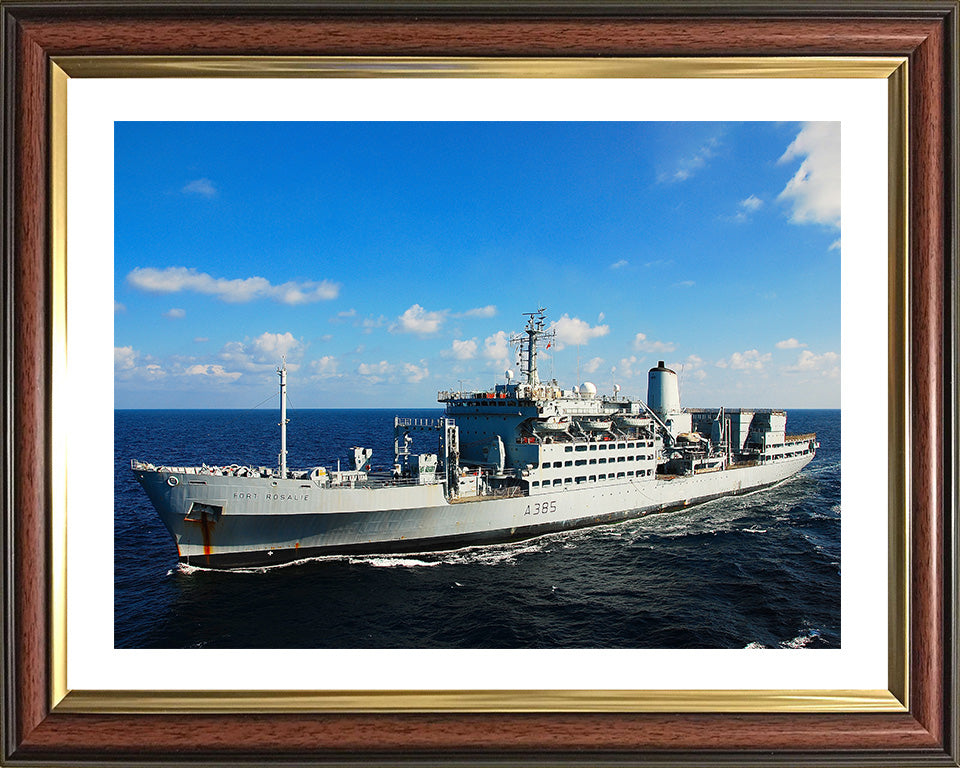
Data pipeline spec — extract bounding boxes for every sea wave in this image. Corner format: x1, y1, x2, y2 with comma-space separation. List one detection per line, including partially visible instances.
779, 628, 823, 648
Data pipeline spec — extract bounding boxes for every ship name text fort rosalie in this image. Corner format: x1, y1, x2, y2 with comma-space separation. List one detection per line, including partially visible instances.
132, 309, 818, 570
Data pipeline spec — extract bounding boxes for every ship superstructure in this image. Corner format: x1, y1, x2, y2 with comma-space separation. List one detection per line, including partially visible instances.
132, 309, 818, 569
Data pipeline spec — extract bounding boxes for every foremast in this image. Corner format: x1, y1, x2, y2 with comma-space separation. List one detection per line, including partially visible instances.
278, 358, 289, 478
511, 307, 555, 386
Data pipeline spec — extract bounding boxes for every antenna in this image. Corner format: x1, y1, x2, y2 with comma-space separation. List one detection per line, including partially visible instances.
509, 307, 555, 386
277, 357, 289, 478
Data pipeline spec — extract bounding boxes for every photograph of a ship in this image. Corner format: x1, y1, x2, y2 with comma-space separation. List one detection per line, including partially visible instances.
115, 121, 840, 650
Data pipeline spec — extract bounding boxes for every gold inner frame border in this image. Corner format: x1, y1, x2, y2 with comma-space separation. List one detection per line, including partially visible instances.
49, 55, 909, 714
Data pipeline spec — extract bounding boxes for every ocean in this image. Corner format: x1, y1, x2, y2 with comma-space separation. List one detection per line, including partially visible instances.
114, 408, 840, 649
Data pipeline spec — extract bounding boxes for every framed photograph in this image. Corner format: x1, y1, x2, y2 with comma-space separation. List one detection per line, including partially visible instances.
2, 2, 957, 765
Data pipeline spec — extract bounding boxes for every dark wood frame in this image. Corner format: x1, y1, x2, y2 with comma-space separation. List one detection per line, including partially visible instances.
2, 2, 957, 765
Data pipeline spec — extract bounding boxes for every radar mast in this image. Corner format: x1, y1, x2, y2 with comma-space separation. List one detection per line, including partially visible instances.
511, 307, 555, 386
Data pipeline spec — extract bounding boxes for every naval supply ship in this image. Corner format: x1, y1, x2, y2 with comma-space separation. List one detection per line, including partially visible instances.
132, 308, 818, 569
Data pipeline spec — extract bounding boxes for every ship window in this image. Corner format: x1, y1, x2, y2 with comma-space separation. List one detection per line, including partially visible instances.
617, 443, 626, 449
618, 456, 626, 463
617, 472, 625, 478
531, 481, 539, 487
589, 458, 597, 465
575, 445, 587, 452
599, 444, 607, 450
575, 476, 586, 484
575, 459, 587, 466
497, 401, 505, 406
564, 446, 573, 453
627, 442, 635, 448
553, 479, 562, 486
598, 473, 606, 480
589, 475, 596, 482
553, 461, 562, 468
627, 471, 635, 477
598, 457, 606, 464
589, 445, 597, 451
564, 460, 572, 467
564, 477, 572, 484
508, 401, 516, 406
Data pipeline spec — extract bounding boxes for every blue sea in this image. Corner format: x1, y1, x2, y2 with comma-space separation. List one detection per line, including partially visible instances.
114, 408, 840, 649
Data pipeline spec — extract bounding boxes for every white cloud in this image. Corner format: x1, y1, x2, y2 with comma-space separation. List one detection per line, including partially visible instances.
729, 194, 764, 223
163, 308, 186, 319
550, 315, 609, 348
356, 360, 394, 383
483, 331, 512, 364
612, 355, 640, 379
361, 316, 386, 333
610, 259, 628, 270
310, 355, 341, 379
402, 362, 429, 383
220, 331, 305, 372
127, 266, 340, 304
183, 364, 242, 382
114, 301, 125, 313
115, 347, 169, 381
115, 346, 137, 371
252, 331, 302, 360
182, 178, 217, 197
775, 338, 806, 350
673, 280, 695, 288
194, 337, 209, 343
391, 304, 446, 335
142, 364, 166, 380
583, 357, 604, 374
659, 137, 720, 183
633, 332, 675, 354
716, 349, 772, 370
668, 354, 707, 382
357, 361, 392, 376
778, 122, 841, 227
458, 305, 497, 318
447, 339, 478, 360
784, 350, 840, 377
830, 238, 841, 251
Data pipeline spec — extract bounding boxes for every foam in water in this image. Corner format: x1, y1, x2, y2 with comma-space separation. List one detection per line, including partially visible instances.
779, 628, 822, 648
348, 555, 443, 568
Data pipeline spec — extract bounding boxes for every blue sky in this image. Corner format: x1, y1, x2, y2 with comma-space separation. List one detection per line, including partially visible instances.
114, 121, 840, 409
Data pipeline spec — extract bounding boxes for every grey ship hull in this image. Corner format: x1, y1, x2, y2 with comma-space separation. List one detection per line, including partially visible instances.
134, 453, 812, 569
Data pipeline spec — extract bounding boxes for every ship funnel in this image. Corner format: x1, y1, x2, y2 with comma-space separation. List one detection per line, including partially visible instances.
647, 361, 680, 415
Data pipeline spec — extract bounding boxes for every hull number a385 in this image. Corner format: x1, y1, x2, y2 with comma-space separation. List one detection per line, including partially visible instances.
526, 501, 558, 516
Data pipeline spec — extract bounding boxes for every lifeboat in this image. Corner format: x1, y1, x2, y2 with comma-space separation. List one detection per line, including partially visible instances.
580, 418, 613, 432
615, 413, 648, 428
532, 415, 571, 433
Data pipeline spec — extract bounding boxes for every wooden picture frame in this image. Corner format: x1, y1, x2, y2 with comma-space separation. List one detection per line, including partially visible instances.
2, 2, 957, 765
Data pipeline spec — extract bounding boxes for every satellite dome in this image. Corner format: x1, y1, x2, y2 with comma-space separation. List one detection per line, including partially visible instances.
581, 381, 598, 397
505, 369, 514, 381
